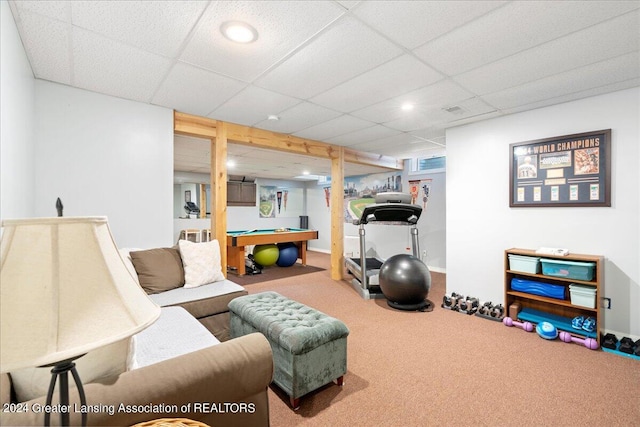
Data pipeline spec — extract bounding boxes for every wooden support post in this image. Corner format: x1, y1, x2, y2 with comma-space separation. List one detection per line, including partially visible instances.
211, 122, 228, 277
199, 183, 206, 219
330, 147, 344, 280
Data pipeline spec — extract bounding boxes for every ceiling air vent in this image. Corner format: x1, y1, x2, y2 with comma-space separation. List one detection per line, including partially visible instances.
443, 105, 465, 115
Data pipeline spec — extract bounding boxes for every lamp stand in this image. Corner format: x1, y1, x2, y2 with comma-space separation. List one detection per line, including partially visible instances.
43, 357, 87, 427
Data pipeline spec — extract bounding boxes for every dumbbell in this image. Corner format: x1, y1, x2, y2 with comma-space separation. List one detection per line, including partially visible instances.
601, 333, 618, 350
619, 337, 636, 354
490, 304, 505, 318
502, 317, 534, 332
459, 297, 479, 313
442, 292, 464, 309
559, 331, 599, 350
478, 301, 493, 316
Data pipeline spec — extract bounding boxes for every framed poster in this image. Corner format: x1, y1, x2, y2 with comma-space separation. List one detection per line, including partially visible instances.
509, 129, 611, 207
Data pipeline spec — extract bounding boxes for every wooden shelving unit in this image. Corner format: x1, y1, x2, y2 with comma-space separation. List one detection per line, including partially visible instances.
504, 248, 604, 344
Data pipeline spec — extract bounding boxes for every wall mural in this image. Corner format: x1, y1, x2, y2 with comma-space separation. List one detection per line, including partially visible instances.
340, 171, 403, 223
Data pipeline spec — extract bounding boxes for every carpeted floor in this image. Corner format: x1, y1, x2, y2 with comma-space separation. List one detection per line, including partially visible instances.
228, 262, 325, 286
245, 251, 640, 427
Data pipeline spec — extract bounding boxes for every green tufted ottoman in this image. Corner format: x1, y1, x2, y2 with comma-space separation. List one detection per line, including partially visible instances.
229, 291, 349, 409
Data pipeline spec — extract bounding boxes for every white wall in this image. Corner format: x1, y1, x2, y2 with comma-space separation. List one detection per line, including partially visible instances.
227, 178, 306, 229
305, 181, 333, 252
1, 1, 35, 221
410, 170, 446, 272
33, 81, 174, 249
172, 177, 307, 243
447, 88, 639, 338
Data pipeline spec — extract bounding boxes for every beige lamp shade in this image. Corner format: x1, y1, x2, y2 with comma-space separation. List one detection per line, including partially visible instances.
0, 216, 161, 373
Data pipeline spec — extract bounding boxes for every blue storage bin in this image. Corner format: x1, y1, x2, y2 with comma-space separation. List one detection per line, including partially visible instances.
510, 278, 565, 300
540, 258, 595, 281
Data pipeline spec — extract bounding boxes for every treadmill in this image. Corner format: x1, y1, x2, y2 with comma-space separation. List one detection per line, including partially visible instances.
345, 192, 423, 300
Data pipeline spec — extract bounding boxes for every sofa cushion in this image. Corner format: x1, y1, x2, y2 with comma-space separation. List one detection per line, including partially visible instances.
9, 338, 131, 402
149, 279, 245, 307
178, 240, 225, 288
130, 307, 220, 369
130, 247, 185, 294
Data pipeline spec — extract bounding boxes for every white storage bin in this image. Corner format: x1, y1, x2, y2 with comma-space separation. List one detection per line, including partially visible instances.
508, 254, 540, 274
569, 284, 596, 308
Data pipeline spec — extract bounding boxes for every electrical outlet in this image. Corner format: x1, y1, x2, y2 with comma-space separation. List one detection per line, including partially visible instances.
421, 250, 427, 260
603, 297, 611, 309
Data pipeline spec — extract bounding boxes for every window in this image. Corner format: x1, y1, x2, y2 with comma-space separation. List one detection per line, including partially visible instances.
410, 156, 446, 174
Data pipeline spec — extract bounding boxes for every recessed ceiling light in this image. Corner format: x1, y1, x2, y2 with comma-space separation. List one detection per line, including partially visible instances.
220, 21, 258, 43
227, 159, 236, 168
401, 103, 414, 111
267, 114, 280, 121
302, 170, 310, 175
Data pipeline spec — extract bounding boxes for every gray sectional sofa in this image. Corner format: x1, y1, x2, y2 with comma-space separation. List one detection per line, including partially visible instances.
1, 241, 274, 427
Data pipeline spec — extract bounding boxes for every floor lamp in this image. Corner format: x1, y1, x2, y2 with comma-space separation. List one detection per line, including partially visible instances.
0, 216, 161, 426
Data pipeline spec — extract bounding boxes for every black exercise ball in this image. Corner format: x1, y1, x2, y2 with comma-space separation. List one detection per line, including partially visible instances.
379, 254, 431, 311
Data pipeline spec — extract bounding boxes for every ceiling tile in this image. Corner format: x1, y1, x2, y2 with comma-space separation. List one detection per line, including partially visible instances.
9, 1, 640, 181
12, 11, 71, 84
310, 54, 443, 113
72, 27, 173, 103
336, 1, 359, 10
11, 1, 69, 21
352, 79, 474, 123
414, 1, 640, 76
180, 1, 345, 82
483, 52, 640, 110
255, 15, 403, 99
153, 62, 247, 116
352, 0, 506, 50
71, 1, 207, 57
502, 78, 640, 116
253, 102, 342, 134
408, 129, 448, 149
326, 125, 401, 147
293, 114, 373, 141
348, 132, 422, 153
175, 134, 209, 151
454, 10, 640, 95
209, 86, 301, 126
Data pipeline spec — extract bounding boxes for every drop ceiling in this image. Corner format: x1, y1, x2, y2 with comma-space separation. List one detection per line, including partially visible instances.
9, 1, 640, 180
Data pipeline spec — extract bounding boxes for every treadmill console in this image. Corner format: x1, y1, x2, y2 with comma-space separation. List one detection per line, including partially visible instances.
374, 192, 412, 204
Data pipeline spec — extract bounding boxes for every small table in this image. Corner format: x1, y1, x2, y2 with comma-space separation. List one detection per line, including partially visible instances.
226, 228, 318, 275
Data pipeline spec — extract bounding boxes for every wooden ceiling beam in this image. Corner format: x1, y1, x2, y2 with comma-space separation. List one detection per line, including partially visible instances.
175, 112, 403, 170
174, 111, 217, 138
343, 147, 404, 170
225, 122, 403, 171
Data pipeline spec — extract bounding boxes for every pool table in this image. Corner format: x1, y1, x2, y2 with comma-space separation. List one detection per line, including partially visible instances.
227, 228, 319, 275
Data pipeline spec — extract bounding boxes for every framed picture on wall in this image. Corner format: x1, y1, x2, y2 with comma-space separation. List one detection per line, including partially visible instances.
509, 129, 611, 207
185, 190, 191, 203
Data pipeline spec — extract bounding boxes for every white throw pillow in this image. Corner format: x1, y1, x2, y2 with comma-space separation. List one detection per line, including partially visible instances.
178, 239, 225, 288
10, 338, 131, 402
